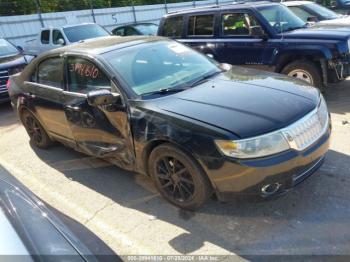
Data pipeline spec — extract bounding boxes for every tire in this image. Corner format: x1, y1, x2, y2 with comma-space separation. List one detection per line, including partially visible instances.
148, 143, 212, 210
281, 60, 323, 89
21, 110, 53, 149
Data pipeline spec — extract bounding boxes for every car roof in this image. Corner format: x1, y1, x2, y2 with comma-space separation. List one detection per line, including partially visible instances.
46, 35, 166, 56
165, 1, 278, 16
282, 1, 313, 7
40, 23, 97, 30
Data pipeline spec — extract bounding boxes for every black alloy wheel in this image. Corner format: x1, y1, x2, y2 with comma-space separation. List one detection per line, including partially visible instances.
21, 110, 53, 149
149, 144, 212, 210
156, 156, 195, 202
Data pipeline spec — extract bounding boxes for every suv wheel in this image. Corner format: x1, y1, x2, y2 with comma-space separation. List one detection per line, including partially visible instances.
281, 60, 323, 89
148, 143, 212, 210
21, 110, 53, 149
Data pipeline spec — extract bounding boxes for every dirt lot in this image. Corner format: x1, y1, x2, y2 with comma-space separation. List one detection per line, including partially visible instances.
0, 80, 349, 259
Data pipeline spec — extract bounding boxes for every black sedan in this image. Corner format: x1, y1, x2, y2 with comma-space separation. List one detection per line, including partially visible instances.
111, 23, 158, 36
8, 36, 331, 210
0, 39, 31, 103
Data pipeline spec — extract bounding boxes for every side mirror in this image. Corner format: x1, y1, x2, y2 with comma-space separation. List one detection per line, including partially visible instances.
87, 89, 121, 107
57, 38, 65, 46
251, 26, 266, 39
307, 16, 319, 23
17, 46, 23, 52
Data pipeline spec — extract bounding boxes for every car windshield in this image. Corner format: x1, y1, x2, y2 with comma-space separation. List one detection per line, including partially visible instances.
0, 39, 19, 57
63, 24, 110, 43
306, 3, 340, 20
103, 40, 221, 96
134, 24, 158, 35
257, 5, 307, 33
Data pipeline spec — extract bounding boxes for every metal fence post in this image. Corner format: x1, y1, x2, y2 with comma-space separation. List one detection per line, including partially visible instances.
193, 1, 196, 7
34, 0, 44, 27
89, 0, 96, 23
164, 0, 168, 14
216, 0, 219, 5
131, 0, 137, 23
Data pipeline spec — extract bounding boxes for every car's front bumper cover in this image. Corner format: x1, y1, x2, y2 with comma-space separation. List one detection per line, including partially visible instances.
205, 127, 331, 201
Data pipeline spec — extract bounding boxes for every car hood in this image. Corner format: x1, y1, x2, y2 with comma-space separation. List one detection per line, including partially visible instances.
316, 16, 350, 26
282, 25, 350, 40
0, 54, 26, 70
156, 67, 319, 138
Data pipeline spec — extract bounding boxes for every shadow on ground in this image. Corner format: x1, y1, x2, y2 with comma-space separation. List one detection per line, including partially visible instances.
29, 141, 350, 255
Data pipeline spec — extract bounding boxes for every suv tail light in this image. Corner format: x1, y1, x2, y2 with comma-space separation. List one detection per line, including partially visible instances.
6, 79, 11, 90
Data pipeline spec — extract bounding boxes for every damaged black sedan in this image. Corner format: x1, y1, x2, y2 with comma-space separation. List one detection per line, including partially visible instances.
8, 36, 331, 210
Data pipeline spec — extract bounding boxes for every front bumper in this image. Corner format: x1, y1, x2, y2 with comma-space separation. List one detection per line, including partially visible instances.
328, 56, 350, 82
207, 127, 331, 201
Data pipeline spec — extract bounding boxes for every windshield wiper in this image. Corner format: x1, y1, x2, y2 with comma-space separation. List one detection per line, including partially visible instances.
141, 87, 188, 97
283, 24, 308, 32
188, 70, 223, 87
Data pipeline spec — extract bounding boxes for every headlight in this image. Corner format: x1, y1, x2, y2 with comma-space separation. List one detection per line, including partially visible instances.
318, 94, 328, 128
215, 94, 328, 159
215, 132, 290, 159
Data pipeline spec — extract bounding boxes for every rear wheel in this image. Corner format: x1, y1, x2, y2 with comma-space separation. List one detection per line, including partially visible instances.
21, 110, 53, 149
148, 144, 212, 210
281, 60, 323, 89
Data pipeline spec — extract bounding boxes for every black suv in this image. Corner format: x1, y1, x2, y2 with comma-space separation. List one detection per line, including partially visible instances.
0, 38, 30, 103
158, 2, 350, 88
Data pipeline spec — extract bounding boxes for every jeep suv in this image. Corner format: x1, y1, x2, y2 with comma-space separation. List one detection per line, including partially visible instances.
158, 2, 350, 88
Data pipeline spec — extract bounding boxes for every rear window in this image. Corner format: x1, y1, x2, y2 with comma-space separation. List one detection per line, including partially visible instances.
63, 24, 109, 43
41, 30, 50, 44
162, 16, 183, 38
0, 39, 19, 57
188, 15, 214, 36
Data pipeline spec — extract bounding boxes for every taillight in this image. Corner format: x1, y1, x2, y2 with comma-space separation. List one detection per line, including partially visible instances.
6, 79, 11, 90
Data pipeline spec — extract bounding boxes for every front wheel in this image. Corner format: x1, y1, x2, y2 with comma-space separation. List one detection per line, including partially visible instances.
281, 60, 323, 89
148, 144, 212, 210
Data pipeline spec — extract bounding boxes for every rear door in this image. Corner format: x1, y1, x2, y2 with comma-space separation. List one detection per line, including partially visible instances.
179, 13, 218, 56
215, 10, 274, 66
25, 56, 74, 142
62, 56, 135, 168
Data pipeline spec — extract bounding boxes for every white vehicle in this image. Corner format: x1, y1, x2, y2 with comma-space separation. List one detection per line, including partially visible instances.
24, 23, 110, 56
283, 1, 350, 25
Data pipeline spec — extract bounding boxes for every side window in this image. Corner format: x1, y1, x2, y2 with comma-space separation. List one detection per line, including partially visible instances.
288, 6, 312, 22
188, 15, 214, 36
37, 57, 63, 88
53, 30, 66, 45
125, 27, 139, 36
67, 57, 110, 94
162, 16, 184, 38
222, 13, 265, 36
113, 27, 125, 36
41, 30, 50, 44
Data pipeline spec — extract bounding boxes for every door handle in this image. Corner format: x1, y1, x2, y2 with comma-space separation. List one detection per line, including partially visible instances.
65, 105, 81, 111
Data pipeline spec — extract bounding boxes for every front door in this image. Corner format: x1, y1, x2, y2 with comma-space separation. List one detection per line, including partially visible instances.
62, 56, 135, 170
215, 11, 275, 68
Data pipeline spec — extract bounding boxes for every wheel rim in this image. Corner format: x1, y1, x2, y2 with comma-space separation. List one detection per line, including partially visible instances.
287, 69, 314, 84
24, 115, 43, 145
156, 156, 195, 203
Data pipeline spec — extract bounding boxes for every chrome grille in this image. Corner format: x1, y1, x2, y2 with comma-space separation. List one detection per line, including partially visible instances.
0, 70, 9, 92
282, 96, 329, 151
